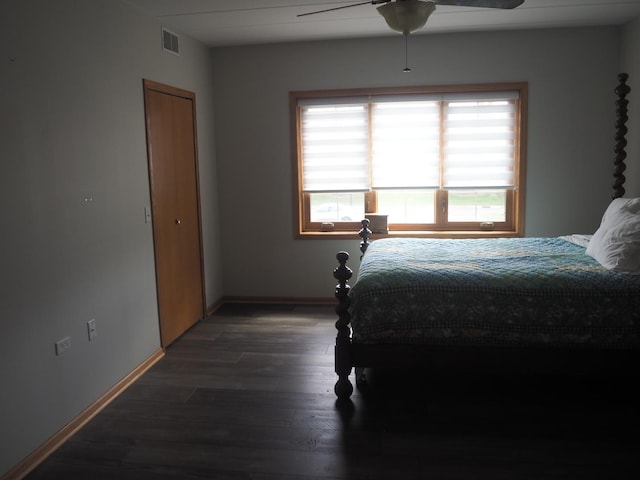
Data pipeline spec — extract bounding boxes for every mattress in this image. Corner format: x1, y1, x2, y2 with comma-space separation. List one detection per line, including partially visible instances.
348, 237, 640, 348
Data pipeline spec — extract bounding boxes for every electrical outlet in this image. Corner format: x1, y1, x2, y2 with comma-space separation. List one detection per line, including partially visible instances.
87, 319, 97, 341
55, 336, 71, 356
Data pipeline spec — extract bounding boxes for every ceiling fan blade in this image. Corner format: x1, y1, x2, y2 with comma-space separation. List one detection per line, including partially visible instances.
297, 0, 390, 17
433, 0, 524, 8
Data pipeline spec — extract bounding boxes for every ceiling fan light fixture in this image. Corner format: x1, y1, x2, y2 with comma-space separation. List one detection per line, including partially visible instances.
377, 0, 437, 36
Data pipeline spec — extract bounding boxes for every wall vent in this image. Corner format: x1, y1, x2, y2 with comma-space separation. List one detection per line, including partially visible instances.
162, 27, 180, 56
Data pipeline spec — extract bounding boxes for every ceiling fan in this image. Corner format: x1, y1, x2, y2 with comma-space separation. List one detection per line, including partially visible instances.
298, 1, 525, 36
297, 0, 524, 71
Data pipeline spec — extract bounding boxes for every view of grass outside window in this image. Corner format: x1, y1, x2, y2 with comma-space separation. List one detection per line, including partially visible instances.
377, 190, 436, 224
448, 190, 506, 223
292, 83, 526, 237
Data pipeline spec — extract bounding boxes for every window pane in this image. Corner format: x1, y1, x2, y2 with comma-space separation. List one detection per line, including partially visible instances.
448, 190, 506, 222
377, 190, 436, 224
310, 193, 364, 222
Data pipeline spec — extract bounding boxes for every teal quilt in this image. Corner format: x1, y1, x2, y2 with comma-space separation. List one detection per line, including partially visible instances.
349, 237, 640, 348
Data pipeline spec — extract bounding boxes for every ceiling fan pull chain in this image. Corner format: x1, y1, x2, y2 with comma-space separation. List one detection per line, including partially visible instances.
403, 35, 411, 72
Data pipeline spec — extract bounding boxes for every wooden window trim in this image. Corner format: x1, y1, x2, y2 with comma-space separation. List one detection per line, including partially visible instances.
292, 83, 527, 239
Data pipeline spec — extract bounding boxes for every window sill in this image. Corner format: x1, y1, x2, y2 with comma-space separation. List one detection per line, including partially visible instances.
297, 230, 523, 239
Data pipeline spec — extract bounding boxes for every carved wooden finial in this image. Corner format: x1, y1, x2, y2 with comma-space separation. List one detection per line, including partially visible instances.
358, 218, 372, 259
613, 73, 630, 199
334, 251, 352, 290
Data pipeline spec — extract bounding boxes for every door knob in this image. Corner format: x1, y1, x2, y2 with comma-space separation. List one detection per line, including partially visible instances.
176, 219, 181, 225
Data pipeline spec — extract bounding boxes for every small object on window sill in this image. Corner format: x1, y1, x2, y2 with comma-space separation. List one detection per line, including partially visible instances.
480, 221, 495, 230
365, 214, 389, 234
321, 222, 335, 231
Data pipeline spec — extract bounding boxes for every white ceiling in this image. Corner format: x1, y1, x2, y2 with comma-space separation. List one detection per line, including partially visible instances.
122, 0, 640, 47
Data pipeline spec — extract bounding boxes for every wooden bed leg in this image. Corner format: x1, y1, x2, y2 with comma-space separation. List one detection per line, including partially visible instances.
355, 367, 368, 388
334, 251, 353, 400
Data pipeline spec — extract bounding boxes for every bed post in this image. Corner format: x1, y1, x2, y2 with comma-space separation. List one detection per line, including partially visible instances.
359, 218, 372, 259
334, 251, 353, 400
613, 73, 630, 199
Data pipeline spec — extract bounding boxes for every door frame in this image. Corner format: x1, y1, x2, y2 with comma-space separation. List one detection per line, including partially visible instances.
142, 78, 206, 347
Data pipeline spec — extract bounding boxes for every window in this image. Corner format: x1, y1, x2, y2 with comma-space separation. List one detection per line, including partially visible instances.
291, 83, 527, 238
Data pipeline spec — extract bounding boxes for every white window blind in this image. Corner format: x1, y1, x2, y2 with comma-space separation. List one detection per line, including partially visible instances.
300, 103, 370, 192
299, 91, 519, 193
443, 98, 517, 189
371, 101, 440, 189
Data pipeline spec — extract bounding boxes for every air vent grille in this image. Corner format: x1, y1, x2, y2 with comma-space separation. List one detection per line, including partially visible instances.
162, 27, 180, 56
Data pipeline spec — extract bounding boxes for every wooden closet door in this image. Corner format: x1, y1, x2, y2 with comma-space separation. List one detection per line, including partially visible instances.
144, 80, 205, 347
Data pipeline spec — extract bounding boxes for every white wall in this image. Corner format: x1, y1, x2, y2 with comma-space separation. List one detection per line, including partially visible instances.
0, 0, 222, 475
210, 26, 625, 298
622, 16, 640, 197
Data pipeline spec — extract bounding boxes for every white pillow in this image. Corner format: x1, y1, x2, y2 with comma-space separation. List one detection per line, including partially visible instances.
586, 197, 640, 273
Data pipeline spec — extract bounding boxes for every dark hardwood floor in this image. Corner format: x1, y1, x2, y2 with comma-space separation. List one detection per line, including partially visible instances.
27, 304, 639, 479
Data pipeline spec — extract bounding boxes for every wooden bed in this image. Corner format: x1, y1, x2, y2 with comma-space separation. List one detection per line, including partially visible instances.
332, 73, 639, 400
